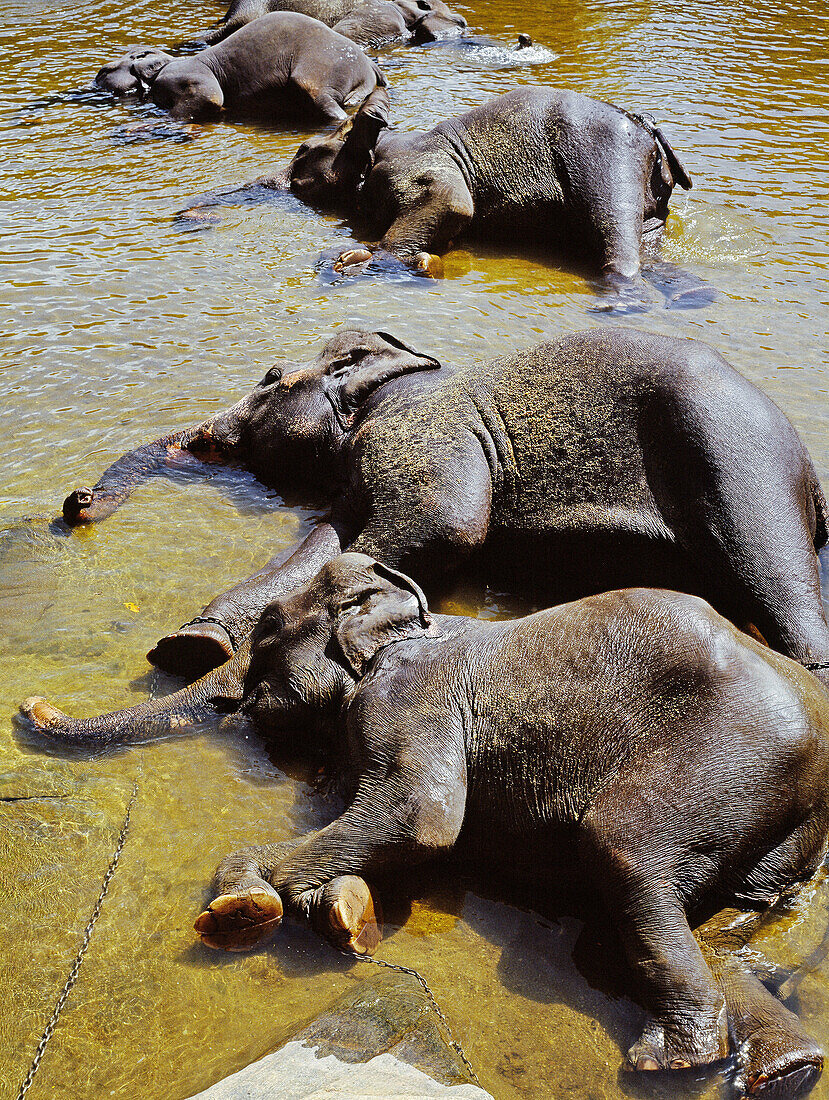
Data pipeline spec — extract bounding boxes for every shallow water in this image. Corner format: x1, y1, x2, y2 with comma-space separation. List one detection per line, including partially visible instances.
2, 0, 829, 1097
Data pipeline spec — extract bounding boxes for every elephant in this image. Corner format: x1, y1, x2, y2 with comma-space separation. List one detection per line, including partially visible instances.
19, 553, 829, 1097
194, 0, 465, 46
93, 46, 173, 95
276, 84, 697, 297
129, 13, 385, 122
59, 327, 829, 687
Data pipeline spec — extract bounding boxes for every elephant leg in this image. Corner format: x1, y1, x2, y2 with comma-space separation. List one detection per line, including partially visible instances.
197, 770, 464, 955
292, 73, 348, 123
616, 880, 729, 1070
148, 521, 347, 678
584, 191, 654, 315
194, 840, 380, 954
675, 448, 829, 681
195, 837, 383, 955
727, 525, 829, 682
583, 821, 728, 1069
641, 259, 720, 310
704, 950, 823, 1098
570, 149, 659, 313
376, 183, 474, 272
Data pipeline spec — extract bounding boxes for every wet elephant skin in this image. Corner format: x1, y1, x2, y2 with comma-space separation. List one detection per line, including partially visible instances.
59, 327, 829, 685
130, 12, 385, 121
20, 555, 829, 1097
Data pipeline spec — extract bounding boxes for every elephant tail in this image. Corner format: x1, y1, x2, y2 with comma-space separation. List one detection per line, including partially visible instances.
629, 111, 693, 191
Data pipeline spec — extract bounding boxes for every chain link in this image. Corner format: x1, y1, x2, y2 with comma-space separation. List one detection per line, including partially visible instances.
342, 950, 482, 1089
17, 781, 138, 1100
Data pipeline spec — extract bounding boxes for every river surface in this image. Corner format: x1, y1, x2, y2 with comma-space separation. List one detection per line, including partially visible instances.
2, 0, 829, 1097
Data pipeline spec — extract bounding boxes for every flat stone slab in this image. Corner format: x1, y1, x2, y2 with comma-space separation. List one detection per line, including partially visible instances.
186, 969, 494, 1100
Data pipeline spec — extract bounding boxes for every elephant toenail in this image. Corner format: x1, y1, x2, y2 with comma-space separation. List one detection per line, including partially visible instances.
670, 1059, 691, 1069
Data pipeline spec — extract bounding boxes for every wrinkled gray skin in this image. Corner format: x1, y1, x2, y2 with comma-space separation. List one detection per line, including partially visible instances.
132, 13, 384, 121
21, 555, 829, 1097
283, 85, 693, 283
60, 328, 829, 689
94, 46, 173, 95
196, 0, 464, 46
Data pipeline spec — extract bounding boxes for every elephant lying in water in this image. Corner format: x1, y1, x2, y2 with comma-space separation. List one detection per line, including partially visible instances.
20, 554, 829, 1096
275, 84, 695, 294
195, 0, 465, 47
60, 327, 829, 684
125, 14, 384, 121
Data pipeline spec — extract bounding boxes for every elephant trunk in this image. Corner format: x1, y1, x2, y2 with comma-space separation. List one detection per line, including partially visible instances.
62, 419, 235, 526
20, 644, 251, 746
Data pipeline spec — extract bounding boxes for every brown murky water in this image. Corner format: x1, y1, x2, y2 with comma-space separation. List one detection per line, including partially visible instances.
2, 0, 829, 1097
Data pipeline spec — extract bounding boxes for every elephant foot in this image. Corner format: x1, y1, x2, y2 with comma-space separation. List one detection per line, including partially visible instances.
312, 875, 383, 956
664, 283, 720, 310
194, 885, 284, 951
414, 252, 443, 277
333, 248, 374, 273
626, 1007, 729, 1072
147, 618, 234, 679
175, 206, 223, 232
735, 1025, 823, 1099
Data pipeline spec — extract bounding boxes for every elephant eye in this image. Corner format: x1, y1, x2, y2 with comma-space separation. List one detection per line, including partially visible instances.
261, 606, 286, 634
261, 366, 283, 386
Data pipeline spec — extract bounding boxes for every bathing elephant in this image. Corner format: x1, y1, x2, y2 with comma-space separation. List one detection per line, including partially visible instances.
195, 0, 464, 46
20, 554, 829, 1097
130, 13, 385, 121
59, 327, 829, 684
278, 84, 694, 294
94, 46, 173, 95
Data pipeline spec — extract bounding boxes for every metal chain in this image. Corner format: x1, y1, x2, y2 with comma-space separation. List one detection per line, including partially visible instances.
342, 950, 482, 1089
17, 781, 138, 1100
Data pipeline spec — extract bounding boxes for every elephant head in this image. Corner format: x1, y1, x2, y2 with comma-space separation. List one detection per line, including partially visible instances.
133, 56, 224, 119
243, 553, 432, 732
287, 86, 390, 203
94, 47, 173, 95
20, 554, 432, 747
393, 0, 467, 38
60, 329, 441, 525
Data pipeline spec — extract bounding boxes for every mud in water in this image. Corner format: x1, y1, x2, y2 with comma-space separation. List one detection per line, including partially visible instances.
2, 0, 829, 1097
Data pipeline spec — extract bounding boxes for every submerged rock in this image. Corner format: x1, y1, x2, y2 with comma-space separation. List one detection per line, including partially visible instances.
185, 967, 493, 1098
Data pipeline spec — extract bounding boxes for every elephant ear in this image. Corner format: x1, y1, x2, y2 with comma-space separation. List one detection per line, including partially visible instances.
130, 52, 170, 85
331, 84, 390, 189
333, 562, 432, 677
324, 332, 441, 426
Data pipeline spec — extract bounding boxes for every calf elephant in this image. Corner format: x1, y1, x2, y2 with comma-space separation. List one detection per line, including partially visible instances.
130, 13, 385, 121
277, 84, 694, 291
21, 554, 829, 1097
195, 0, 465, 46
59, 327, 829, 685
